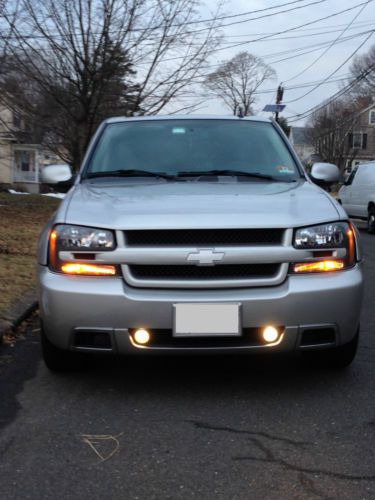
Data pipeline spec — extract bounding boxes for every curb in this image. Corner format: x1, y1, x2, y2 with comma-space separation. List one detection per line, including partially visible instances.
0, 293, 38, 346
12, 300, 39, 331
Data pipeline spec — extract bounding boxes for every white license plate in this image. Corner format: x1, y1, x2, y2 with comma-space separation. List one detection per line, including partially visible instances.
173, 303, 241, 337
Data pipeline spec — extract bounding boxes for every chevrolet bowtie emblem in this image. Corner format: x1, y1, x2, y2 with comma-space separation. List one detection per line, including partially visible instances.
187, 249, 225, 266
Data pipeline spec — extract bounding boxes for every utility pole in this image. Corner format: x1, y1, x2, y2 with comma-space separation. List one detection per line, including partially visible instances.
275, 84, 284, 123
262, 85, 285, 119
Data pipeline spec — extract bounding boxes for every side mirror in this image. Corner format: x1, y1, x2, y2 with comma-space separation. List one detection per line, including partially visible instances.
41, 164, 75, 192
310, 162, 340, 186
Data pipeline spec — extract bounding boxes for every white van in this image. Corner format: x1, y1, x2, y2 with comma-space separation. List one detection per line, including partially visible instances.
338, 161, 375, 233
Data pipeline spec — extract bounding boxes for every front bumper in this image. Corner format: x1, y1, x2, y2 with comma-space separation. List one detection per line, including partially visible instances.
38, 264, 363, 354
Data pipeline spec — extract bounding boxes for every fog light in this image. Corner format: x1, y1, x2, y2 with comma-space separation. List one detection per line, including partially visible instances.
262, 326, 279, 343
133, 328, 151, 345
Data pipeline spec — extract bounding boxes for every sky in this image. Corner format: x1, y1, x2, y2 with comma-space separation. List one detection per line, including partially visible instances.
188, 0, 375, 125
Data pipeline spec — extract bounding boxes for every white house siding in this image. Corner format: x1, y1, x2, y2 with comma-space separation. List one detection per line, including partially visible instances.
0, 142, 13, 184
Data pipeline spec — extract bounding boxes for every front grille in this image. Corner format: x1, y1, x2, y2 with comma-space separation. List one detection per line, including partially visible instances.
125, 229, 283, 247
129, 263, 280, 280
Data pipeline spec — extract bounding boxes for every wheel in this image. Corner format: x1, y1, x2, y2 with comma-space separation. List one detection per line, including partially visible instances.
302, 330, 359, 369
41, 327, 85, 372
368, 207, 375, 234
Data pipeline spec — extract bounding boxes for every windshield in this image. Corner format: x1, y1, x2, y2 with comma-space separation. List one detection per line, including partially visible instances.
85, 119, 301, 181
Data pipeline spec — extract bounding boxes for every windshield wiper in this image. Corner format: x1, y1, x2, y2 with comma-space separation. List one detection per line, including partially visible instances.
176, 169, 288, 181
86, 169, 177, 180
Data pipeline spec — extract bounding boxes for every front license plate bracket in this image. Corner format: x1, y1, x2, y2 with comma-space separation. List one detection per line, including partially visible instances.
173, 303, 241, 337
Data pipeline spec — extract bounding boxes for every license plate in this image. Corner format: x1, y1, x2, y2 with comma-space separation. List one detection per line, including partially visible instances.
173, 303, 241, 337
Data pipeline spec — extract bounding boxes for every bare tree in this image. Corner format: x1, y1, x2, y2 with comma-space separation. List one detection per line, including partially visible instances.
0, 0, 223, 169
347, 43, 375, 104
204, 51, 276, 116
308, 99, 360, 171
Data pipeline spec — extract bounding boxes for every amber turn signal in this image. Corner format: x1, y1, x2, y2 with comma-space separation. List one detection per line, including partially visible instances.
60, 263, 117, 276
293, 260, 345, 273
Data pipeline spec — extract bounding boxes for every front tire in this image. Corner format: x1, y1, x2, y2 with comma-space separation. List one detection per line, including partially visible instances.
303, 330, 359, 369
368, 207, 375, 234
41, 327, 85, 372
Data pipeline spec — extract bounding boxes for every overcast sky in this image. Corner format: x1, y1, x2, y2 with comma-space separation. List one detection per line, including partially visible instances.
189, 0, 374, 125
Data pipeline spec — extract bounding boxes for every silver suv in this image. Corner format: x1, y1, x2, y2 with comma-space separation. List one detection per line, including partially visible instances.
38, 116, 363, 371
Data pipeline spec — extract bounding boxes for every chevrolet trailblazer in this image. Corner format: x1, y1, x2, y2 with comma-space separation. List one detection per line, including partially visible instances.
38, 116, 363, 371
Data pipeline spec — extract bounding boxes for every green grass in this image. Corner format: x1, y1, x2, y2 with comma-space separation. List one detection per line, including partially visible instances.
0, 193, 60, 318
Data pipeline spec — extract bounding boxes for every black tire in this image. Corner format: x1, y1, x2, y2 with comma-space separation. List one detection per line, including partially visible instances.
41, 327, 85, 372
303, 330, 359, 369
368, 206, 375, 234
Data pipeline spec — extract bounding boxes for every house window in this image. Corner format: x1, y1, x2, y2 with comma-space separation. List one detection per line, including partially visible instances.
13, 149, 39, 183
15, 151, 33, 171
13, 111, 21, 128
353, 133, 362, 148
348, 132, 367, 149
369, 110, 375, 125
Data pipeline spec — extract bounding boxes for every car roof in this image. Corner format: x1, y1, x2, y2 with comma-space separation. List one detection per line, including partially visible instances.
357, 161, 375, 167
105, 115, 272, 125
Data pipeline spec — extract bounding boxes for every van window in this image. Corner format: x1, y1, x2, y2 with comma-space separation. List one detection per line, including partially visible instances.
357, 165, 375, 185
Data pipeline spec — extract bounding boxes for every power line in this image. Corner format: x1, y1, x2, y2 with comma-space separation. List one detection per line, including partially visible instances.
284, 0, 372, 82
286, 61, 375, 122
211, 21, 375, 44
135, 28, 374, 70
0, 0, 329, 38
213, 0, 374, 53
201, 18, 375, 39
134, 1, 375, 66
285, 29, 374, 103
4, 0, 372, 75
263, 29, 372, 61
140, 18, 375, 44
256, 75, 349, 93
167, 0, 323, 27
180, 0, 329, 36
145, 73, 351, 98
189, 31, 370, 78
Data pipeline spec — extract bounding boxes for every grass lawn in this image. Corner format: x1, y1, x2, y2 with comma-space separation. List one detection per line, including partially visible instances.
0, 192, 60, 319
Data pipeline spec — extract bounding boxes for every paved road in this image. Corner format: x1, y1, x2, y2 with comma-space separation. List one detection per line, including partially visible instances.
1, 228, 375, 500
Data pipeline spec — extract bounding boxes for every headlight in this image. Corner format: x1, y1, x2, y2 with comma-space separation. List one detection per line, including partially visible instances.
53, 224, 115, 251
48, 224, 117, 275
294, 222, 348, 249
292, 222, 356, 273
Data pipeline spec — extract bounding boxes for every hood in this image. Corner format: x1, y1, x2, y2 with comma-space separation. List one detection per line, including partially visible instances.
59, 179, 341, 229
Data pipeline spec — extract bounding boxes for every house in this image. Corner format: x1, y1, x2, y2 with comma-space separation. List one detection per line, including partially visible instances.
344, 103, 375, 174
289, 127, 315, 162
0, 104, 63, 193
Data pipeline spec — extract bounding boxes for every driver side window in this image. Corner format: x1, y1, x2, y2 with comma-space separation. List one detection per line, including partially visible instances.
345, 166, 359, 186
